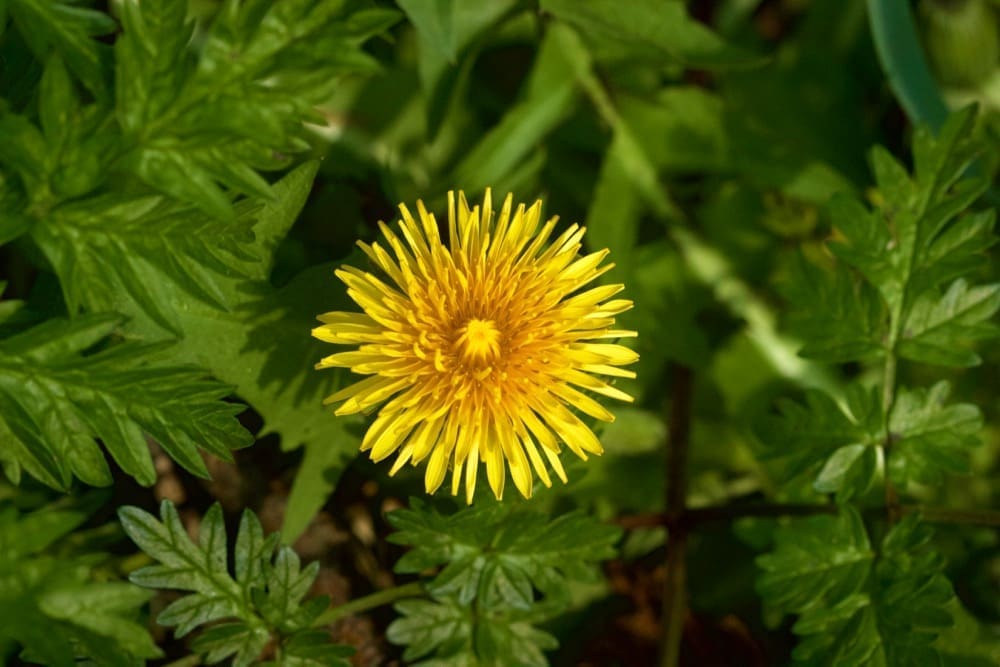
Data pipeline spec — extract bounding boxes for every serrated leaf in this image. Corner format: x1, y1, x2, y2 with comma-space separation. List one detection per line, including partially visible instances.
190, 621, 271, 667
0, 314, 252, 488
32, 193, 260, 333
108, 164, 364, 544
783, 254, 886, 363
388, 499, 621, 610
157, 593, 242, 639
236, 509, 279, 595
38, 583, 159, 658
120, 500, 350, 663
261, 546, 320, 629
898, 280, 1000, 367
888, 381, 982, 489
784, 516, 955, 666
826, 109, 994, 357
111, 0, 398, 215
388, 598, 472, 664
757, 506, 873, 616
813, 444, 878, 500
388, 596, 558, 667
273, 629, 354, 667
0, 501, 160, 665
119, 501, 246, 612
8, 0, 115, 97
756, 383, 882, 496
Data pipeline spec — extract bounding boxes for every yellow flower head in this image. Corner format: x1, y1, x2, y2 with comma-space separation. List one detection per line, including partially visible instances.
313, 190, 638, 504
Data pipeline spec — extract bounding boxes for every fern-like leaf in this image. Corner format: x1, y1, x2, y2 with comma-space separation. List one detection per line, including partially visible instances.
119, 501, 351, 667
0, 312, 252, 488
0, 497, 160, 666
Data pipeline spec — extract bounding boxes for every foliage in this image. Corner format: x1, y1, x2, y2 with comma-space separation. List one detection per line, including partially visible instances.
759, 509, 954, 665
1, 0, 999, 665
386, 499, 621, 665
0, 304, 251, 489
754, 107, 997, 664
0, 495, 158, 666
120, 500, 352, 667
759, 108, 997, 499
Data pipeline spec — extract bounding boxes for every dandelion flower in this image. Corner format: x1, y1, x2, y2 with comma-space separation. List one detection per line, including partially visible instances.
313, 190, 638, 503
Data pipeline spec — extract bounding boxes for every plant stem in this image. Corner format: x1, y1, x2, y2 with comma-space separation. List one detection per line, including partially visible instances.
312, 581, 426, 627
660, 365, 693, 667
881, 349, 902, 524
906, 505, 1000, 527
616, 503, 1000, 530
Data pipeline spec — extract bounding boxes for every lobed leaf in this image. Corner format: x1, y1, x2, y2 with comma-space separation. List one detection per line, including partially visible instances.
0, 501, 160, 666
783, 254, 886, 363
7, 0, 115, 97
756, 383, 882, 499
757, 506, 873, 616
888, 381, 983, 490
388, 597, 557, 667
388, 498, 621, 609
0, 313, 252, 489
898, 279, 1000, 367
786, 516, 955, 666
120, 500, 347, 665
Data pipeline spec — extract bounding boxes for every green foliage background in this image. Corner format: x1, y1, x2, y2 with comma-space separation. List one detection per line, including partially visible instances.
1, 0, 999, 665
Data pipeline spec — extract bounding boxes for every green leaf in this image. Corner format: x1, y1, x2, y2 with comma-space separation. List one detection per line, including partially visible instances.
258, 546, 322, 630
38, 55, 79, 148
610, 86, 855, 204
540, 0, 764, 68
888, 381, 983, 489
8, 0, 115, 97
120, 502, 247, 619
387, 598, 475, 665
399, 0, 458, 61
0, 313, 252, 489
0, 501, 160, 666
788, 516, 955, 666
827, 106, 993, 342
32, 193, 260, 333
898, 279, 1000, 367
0, 111, 49, 200
107, 164, 363, 543
388, 499, 621, 610
111, 0, 398, 217
450, 25, 579, 193
120, 500, 350, 665
190, 621, 271, 667
272, 629, 354, 667
387, 597, 557, 667
235, 510, 280, 598
757, 506, 873, 616
783, 254, 887, 363
38, 583, 159, 658
756, 384, 882, 499
407, 0, 517, 138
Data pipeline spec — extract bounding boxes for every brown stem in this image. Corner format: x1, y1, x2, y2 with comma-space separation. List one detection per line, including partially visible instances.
904, 505, 1000, 527
660, 365, 693, 667
616, 502, 1000, 530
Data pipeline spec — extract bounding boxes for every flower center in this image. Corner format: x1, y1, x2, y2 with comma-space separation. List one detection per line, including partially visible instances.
456, 318, 502, 364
